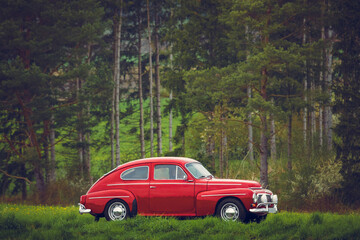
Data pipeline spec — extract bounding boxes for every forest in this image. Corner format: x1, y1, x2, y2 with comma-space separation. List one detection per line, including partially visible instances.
0, 0, 359, 211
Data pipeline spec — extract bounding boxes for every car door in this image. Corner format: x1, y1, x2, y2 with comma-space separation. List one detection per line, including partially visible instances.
149, 164, 195, 214
119, 165, 150, 214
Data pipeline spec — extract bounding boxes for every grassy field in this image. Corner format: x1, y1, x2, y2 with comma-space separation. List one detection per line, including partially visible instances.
1, 204, 360, 240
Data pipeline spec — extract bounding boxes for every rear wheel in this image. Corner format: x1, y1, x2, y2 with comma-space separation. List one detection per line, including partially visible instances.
216, 198, 247, 222
104, 199, 129, 221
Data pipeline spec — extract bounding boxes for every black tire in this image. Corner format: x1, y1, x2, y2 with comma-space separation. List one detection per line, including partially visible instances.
104, 199, 130, 221
216, 198, 247, 222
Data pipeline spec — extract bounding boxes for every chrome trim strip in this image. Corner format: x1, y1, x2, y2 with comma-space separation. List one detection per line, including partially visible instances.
108, 182, 195, 186
208, 183, 242, 186
201, 193, 246, 197
151, 182, 194, 185
107, 183, 149, 186
89, 196, 130, 199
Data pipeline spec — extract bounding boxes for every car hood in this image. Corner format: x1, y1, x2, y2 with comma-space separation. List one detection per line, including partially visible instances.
205, 178, 262, 191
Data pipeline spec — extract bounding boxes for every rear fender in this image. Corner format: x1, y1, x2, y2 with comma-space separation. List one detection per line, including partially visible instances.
196, 188, 253, 216
85, 189, 135, 214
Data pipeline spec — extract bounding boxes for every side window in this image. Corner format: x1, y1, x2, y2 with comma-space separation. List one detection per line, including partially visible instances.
176, 166, 187, 180
154, 165, 187, 180
121, 166, 149, 180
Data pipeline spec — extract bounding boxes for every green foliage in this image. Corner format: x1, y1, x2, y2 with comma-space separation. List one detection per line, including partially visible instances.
332, 0, 360, 204
1, 204, 360, 240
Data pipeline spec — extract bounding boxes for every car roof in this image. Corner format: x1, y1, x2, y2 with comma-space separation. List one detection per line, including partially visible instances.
116, 157, 199, 169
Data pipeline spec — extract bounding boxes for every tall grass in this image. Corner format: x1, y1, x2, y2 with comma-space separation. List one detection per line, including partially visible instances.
1, 204, 359, 240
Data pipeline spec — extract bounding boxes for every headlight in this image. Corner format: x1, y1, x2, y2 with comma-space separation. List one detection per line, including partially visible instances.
261, 194, 268, 203
252, 193, 257, 203
272, 194, 278, 203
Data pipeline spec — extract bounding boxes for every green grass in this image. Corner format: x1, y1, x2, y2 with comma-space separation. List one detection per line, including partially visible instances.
1, 204, 360, 240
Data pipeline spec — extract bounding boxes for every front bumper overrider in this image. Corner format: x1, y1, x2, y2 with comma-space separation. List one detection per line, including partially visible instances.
78, 203, 91, 214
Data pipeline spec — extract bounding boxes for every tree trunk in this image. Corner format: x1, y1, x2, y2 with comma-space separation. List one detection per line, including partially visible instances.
247, 85, 254, 162
259, 6, 270, 188
169, 48, 174, 153
260, 67, 269, 188
21, 163, 27, 200
169, 91, 173, 152
325, 27, 334, 150
323, 0, 333, 150
138, 9, 145, 158
182, 134, 185, 155
49, 114, 56, 182
319, 13, 325, 148
319, 105, 323, 147
245, 25, 254, 162
206, 133, 215, 170
147, 0, 154, 157
219, 129, 224, 178
114, 7, 122, 166
43, 133, 49, 184
302, 17, 308, 146
42, 120, 50, 184
85, 103, 92, 185
85, 44, 93, 185
270, 98, 276, 161
76, 77, 84, 178
224, 132, 228, 178
310, 70, 316, 148
260, 113, 268, 188
155, 4, 162, 156
111, 88, 115, 168
287, 113, 293, 170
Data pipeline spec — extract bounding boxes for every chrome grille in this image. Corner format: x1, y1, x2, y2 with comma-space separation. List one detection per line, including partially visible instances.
257, 194, 272, 203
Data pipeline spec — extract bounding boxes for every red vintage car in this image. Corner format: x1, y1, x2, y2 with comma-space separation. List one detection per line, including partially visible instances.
79, 157, 278, 222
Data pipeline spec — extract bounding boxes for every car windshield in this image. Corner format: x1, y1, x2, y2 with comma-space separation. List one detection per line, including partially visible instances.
185, 162, 213, 179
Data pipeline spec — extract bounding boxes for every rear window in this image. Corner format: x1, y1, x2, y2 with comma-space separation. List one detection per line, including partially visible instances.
121, 166, 149, 180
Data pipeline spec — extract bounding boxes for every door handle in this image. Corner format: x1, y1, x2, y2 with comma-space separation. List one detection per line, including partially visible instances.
150, 186, 156, 189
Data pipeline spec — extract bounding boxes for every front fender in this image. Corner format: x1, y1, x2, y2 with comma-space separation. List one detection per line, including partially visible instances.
196, 188, 254, 216
85, 189, 136, 214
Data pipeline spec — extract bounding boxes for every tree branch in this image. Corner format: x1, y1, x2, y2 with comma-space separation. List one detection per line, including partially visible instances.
0, 169, 32, 185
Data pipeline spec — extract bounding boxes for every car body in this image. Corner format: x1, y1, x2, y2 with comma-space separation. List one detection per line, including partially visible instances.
79, 157, 278, 222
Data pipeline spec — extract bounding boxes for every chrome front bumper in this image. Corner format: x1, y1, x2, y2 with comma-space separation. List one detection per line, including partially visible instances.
78, 203, 91, 214
249, 202, 278, 214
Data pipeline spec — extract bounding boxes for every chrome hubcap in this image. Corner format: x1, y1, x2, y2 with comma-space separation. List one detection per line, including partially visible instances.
108, 202, 126, 221
220, 203, 239, 221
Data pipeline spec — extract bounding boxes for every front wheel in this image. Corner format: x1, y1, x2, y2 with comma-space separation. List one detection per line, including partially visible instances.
216, 198, 247, 222
104, 199, 129, 221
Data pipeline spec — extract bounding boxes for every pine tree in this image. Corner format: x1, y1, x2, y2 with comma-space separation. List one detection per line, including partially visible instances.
332, 0, 360, 203
0, 0, 106, 197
